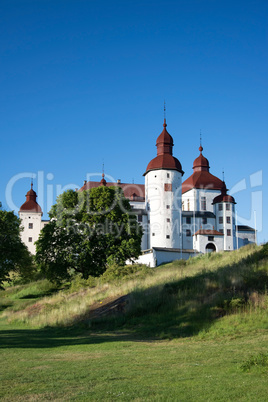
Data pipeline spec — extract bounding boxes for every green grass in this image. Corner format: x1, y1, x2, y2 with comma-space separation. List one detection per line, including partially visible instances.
0, 321, 267, 401
0, 243, 268, 400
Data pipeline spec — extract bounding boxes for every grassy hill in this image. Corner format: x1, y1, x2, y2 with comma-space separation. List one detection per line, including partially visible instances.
0, 244, 268, 400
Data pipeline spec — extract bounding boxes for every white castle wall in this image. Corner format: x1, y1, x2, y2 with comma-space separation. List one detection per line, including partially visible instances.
182, 188, 221, 213
145, 169, 182, 249
19, 212, 43, 255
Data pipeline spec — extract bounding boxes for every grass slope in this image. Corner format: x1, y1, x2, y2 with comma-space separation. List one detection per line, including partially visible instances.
0, 244, 268, 401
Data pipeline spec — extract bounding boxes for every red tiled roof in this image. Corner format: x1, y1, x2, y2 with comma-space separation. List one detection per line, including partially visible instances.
19, 200, 42, 213
182, 171, 223, 193
182, 146, 223, 193
194, 229, 223, 236
156, 119, 174, 150
19, 185, 42, 213
212, 182, 236, 204
193, 148, 210, 170
145, 154, 183, 174
79, 181, 145, 201
145, 119, 184, 175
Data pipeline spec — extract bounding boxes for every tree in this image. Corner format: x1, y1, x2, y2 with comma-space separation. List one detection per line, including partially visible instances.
0, 203, 33, 288
35, 187, 143, 282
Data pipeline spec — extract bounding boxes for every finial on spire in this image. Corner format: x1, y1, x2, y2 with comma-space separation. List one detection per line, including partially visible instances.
222, 169, 225, 182
199, 130, 203, 153
31, 177, 33, 189
100, 163, 107, 186
163, 100, 167, 127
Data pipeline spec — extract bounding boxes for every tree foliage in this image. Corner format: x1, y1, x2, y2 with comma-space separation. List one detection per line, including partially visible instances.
0, 203, 33, 288
35, 187, 143, 282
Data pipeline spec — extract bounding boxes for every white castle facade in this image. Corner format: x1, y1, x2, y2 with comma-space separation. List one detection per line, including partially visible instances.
19, 119, 256, 266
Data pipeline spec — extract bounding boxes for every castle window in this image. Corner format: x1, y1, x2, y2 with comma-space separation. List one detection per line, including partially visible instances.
186, 217, 191, 224
201, 197, 206, 211
167, 218, 170, 223
182, 201, 184, 211
166, 235, 170, 239
137, 215, 142, 222
166, 205, 170, 209
186, 229, 191, 237
28, 237, 32, 242
218, 204, 223, 211
219, 217, 223, 224
29, 223, 33, 229
208, 236, 214, 241
202, 217, 207, 225
164, 183, 172, 191
226, 204, 230, 210
167, 173, 170, 178
152, 233, 155, 236
219, 229, 224, 233
187, 199, 190, 211
226, 216, 231, 224
227, 229, 231, 236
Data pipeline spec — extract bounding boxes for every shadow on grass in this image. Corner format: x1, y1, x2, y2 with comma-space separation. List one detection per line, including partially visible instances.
89, 244, 268, 339
0, 304, 12, 313
1, 244, 267, 347
0, 326, 146, 349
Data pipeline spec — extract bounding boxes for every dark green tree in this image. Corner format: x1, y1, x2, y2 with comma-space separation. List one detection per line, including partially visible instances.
0, 203, 33, 288
35, 187, 143, 282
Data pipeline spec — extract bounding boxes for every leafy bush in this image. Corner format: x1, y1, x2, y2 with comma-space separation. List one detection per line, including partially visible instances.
68, 274, 97, 293
240, 353, 268, 372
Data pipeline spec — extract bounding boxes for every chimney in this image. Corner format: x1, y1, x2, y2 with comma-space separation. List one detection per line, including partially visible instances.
84, 180, 87, 186
117, 179, 121, 184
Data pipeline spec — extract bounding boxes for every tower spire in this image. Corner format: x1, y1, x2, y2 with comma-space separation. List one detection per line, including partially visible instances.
199, 130, 203, 153
163, 100, 167, 127
100, 163, 106, 186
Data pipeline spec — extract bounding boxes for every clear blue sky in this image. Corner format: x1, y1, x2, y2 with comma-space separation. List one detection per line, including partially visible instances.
0, 0, 267, 243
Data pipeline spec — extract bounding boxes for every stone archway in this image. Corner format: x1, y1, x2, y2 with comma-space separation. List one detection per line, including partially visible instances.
206, 243, 216, 253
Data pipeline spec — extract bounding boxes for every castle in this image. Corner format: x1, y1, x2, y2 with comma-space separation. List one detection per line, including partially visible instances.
19, 118, 256, 266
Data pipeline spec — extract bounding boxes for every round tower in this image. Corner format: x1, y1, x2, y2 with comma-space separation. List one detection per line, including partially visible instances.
212, 182, 236, 250
19, 183, 43, 255
144, 119, 184, 249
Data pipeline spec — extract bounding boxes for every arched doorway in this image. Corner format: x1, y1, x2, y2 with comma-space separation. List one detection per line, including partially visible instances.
206, 243, 216, 253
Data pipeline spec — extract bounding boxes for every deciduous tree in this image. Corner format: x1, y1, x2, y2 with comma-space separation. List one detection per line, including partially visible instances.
35, 187, 143, 282
0, 203, 33, 288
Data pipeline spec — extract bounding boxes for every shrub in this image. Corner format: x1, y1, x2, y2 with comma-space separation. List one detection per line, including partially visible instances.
240, 353, 268, 372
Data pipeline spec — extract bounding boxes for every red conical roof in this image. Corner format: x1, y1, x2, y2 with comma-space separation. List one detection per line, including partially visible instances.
145, 119, 184, 175
100, 173, 107, 186
212, 182, 236, 204
182, 145, 223, 193
193, 146, 210, 171
19, 183, 42, 213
